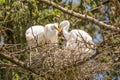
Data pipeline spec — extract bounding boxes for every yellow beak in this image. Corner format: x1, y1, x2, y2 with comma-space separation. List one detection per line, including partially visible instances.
55, 26, 61, 32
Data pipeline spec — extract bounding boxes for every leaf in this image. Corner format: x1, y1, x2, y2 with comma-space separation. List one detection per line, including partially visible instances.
0, 0, 5, 4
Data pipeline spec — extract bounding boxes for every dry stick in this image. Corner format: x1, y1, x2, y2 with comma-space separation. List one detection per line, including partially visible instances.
0, 52, 39, 75
0, 44, 101, 77
1, 43, 53, 55
90, 0, 110, 12
0, 63, 16, 67
112, 0, 120, 15
38, 48, 102, 77
61, 49, 101, 70
39, 0, 120, 32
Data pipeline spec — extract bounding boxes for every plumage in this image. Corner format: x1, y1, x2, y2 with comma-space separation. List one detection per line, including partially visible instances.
25, 23, 60, 47
25, 25, 45, 47
25, 23, 60, 65
60, 20, 94, 53
44, 23, 60, 44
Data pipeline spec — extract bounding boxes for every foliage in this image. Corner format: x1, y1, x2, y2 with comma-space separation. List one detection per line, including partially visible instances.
0, 0, 120, 80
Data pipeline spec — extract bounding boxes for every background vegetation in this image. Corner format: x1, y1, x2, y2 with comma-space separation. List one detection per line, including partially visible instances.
0, 0, 120, 80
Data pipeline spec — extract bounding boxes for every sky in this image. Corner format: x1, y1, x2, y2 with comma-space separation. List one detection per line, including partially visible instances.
0, 36, 4, 45
62, 0, 81, 5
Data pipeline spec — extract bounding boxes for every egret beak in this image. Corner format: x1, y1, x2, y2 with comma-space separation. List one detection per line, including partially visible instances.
55, 26, 61, 32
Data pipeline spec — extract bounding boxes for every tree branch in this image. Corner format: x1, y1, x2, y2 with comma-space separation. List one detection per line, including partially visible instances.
112, 0, 120, 15
0, 52, 39, 75
38, 0, 120, 32
0, 63, 16, 67
90, 0, 110, 13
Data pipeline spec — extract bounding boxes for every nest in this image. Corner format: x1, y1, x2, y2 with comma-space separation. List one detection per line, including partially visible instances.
24, 43, 99, 78
1, 43, 111, 79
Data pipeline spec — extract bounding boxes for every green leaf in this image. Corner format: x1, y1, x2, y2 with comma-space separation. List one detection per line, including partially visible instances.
0, 0, 5, 4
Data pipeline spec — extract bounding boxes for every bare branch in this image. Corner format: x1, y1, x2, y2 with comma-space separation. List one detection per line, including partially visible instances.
90, 0, 110, 12
112, 0, 120, 15
38, 0, 120, 32
61, 48, 101, 70
0, 63, 16, 67
0, 52, 39, 75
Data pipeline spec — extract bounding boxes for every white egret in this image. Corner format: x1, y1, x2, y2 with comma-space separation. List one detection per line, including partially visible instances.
25, 23, 60, 65
44, 23, 60, 44
60, 20, 94, 53
25, 25, 44, 65
25, 23, 60, 47
25, 25, 45, 48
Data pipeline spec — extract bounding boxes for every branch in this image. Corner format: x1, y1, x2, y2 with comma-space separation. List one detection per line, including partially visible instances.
0, 52, 39, 75
61, 48, 101, 70
38, 0, 120, 32
112, 0, 120, 15
0, 63, 16, 67
90, 0, 110, 13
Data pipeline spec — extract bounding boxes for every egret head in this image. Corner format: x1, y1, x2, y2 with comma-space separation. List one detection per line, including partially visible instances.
58, 20, 70, 37
52, 23, 61, 32
60, 20, 70, 31
44, 23, 61, 44
44, 23, 60, 33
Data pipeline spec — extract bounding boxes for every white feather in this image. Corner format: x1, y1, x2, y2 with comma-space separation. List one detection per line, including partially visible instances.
60, 20, 94, 53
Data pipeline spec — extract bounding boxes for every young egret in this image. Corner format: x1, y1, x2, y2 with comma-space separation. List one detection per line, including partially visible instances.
25, 23, 60, 65
44, 23, 60, 44
25, 25, 44, 65
60, 20, 94, 53
25, 23, 60, 47
25, 25, 45, 48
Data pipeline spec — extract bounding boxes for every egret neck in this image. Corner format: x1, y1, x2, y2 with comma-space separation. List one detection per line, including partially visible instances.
60, 20, 70, 40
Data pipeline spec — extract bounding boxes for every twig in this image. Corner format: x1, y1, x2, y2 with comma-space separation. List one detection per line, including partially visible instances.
0, 63, 16, 67
90, 0, 110, 13
0, 52, 39, 75
112, 0, 120, 15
